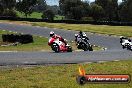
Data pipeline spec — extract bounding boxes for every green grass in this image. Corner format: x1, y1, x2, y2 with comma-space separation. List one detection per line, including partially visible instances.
54, 15, 65, 20
0, 30, 50, 51
16, 11, 43, 19
31, 22, 132, 37
16, 11, 65, 20
0, 36, 50, 51
0, 60, 131, 88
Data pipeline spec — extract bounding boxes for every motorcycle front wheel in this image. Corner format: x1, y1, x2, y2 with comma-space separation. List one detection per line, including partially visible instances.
81, 43, 89, 51
51, 44, 60, 53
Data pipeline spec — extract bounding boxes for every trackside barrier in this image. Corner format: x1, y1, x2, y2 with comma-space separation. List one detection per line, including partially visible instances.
0, 17, 132, 26
2, 34, 33, 44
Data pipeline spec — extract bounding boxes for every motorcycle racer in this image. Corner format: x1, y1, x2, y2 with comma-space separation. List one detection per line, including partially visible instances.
75, 31, 89, 44
120, 36, 131, 43
48, 31, 72, 52
74, 31, 93, 51
120, 36, 132, 50
48, 31, 67, 46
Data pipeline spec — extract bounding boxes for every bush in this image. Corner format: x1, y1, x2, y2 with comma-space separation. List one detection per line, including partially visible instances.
42, 9, 55, 21
81, 17, 94, 21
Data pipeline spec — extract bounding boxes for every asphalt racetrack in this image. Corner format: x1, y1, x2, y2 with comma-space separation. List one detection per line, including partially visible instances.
0, 23, 132, 65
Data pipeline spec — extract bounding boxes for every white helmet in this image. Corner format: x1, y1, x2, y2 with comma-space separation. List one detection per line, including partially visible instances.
50, 31, 55, 37
120, 36, 124, 38
75, 34, 78, 37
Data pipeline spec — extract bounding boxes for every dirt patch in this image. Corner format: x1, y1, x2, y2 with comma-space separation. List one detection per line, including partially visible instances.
0, 20, 32, 26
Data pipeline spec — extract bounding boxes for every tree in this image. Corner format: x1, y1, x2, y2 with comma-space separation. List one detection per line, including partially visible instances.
70, 6, 83, 20
59, 0, 65, 15
119, 0, 132, 21
95, 0, 118, 21
0, 4, 4, 14
33, 0, 47, 12
42, 9, 55, 21
0, 0, 16, 16
47, 5, 60, 15
91, 4, 105, 21
0, 0, 16, 10
16, 0, 38, 17
59, 0, 90, 20
82, 2, 91, 17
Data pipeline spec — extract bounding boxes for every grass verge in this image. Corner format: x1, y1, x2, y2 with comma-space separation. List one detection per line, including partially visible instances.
31, 22, 132, 37
16, 11, 43, 19
16, 11, 64, 20
0, 30, 50, 51
0, 60, 131, 88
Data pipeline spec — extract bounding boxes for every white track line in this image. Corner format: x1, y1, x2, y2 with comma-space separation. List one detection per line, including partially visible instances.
0, 51, 18, 53
113, 60, 120, 62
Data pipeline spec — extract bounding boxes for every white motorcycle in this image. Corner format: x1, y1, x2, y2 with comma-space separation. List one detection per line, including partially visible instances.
120, 37, 132, 50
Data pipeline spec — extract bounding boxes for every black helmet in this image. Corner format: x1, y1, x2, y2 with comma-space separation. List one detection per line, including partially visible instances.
79, 31, 83, 36
79, 31, 82, 34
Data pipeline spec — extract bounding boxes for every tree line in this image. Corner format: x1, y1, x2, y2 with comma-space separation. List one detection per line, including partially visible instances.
0, 0, 132, 22
59, 0, 132, 22
0, 0, 55, 21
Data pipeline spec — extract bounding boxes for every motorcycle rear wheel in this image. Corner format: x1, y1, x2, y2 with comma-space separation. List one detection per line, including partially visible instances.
89, 46, 93, 51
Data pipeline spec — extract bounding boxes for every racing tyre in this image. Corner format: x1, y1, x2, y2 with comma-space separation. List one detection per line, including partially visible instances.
122, 45, 125, 49
51, 43, 60, 53
127, 45, 132, 51
67, 46, 72, 52
81, 43, 88, 51
89, 46, 93, 51
126, 43, 131, 50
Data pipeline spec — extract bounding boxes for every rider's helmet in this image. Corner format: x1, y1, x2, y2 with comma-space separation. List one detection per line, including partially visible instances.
75, 34, 78, 37
120, 36, 128, 39
120, 36, 124, 39
50, 31, 55, 37
79, 31, 83, 36
79, 31, 82, 34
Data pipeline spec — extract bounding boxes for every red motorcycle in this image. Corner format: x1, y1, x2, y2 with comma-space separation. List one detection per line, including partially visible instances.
48, 38, 72, 52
